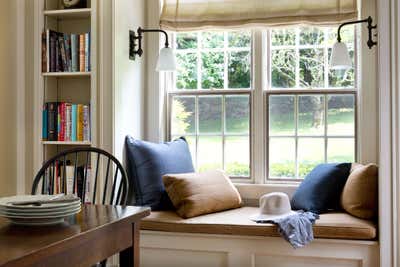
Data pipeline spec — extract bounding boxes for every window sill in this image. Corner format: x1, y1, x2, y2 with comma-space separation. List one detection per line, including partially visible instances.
233, 183, 299, 206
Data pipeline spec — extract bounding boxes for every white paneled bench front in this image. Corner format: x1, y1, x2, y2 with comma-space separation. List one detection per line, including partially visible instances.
140, 207, 378, 267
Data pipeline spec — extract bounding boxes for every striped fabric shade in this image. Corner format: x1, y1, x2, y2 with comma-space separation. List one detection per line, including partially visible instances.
160, 0, 358, 31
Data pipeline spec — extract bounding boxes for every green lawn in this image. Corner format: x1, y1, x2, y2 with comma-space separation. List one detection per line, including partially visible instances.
178, 108, 354, 178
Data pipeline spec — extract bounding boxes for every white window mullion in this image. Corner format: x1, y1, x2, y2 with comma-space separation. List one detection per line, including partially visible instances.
252, 29, 265, 184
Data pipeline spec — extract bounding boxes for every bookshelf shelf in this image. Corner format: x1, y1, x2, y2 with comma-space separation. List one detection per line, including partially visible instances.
43, 8, 91, 19
42, 141, 92, 146
42, 72, 91, 77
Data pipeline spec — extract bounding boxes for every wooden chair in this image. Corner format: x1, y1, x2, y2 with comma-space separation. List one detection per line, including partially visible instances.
31, 147, 130, 267
31, 147, 129, 205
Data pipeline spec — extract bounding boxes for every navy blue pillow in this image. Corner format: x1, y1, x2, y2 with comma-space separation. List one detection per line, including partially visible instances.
291, 163, 351, 214
124, 136, 195, 210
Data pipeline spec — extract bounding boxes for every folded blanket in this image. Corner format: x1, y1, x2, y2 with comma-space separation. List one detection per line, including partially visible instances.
255, 211, 319, 248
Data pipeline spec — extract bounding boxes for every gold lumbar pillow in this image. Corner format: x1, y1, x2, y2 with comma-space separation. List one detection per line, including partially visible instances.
163, 170, 242, 219
341, 163, 378, 219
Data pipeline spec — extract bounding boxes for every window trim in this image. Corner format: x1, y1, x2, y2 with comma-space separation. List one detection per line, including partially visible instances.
166, 27, 359, 183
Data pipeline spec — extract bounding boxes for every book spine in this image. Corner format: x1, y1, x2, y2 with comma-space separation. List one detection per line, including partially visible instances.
77, 104, 84, 141
83, 105, 90, 141
50, 31, 56, 72
41, 31, 47, 73
65, 103, 72, 141
84, 166, 91, 203
55, 36, 60, 72
79, 34, 85, 72
57, 103, 61, 141
71, 34, 78, 72
85, 33, 89, 72
46, 30, 50, 72
88, 32, 90, 71
71, 104, 77, 141
59, 34, 67, 72
66, 165, 74, 195
42, 103, 48, 140
64, 33, 72, 72
47, 102, 58, 141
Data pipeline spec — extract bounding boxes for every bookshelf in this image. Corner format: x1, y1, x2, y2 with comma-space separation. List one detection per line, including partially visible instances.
34, 0, 97, 167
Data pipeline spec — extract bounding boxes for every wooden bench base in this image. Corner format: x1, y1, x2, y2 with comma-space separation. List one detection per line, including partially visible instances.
140, 230, 379, 267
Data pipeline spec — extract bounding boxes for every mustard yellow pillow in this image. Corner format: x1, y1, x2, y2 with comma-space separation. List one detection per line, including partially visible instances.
341, 163, 378, 219
163, 170, 242, 218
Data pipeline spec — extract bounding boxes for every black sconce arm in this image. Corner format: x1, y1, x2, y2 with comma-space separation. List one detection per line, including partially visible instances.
129, 27, 170, 60
337, 16, 377, 49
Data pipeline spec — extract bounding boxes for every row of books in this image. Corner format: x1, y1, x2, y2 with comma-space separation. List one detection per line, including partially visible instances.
43, 161, 91, 203
42, 102, 90, 142
42, 29, 91, 73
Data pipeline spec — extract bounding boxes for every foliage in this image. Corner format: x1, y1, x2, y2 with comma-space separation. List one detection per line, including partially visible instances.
171, 99, 192, 134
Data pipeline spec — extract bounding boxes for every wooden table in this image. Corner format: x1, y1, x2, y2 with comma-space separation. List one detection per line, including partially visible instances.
0, 205, 150, 267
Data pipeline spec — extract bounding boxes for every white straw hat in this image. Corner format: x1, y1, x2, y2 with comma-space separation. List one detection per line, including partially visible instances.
250, 192, 296, 222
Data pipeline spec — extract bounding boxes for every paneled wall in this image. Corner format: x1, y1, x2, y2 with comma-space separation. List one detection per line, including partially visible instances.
0, 1, 17, 197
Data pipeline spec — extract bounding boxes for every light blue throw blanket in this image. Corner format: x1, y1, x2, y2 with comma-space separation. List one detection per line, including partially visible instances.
255, 211, 319, 249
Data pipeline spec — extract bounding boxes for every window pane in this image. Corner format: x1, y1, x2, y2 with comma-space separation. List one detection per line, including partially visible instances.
225, 136, 250, 177
299, 48, 324, 88
176, 33, 198, 49
327, 138, 355, 162
201, 52, 224, 89
269, 138, 296, 178
271, 49, 296, 88
271, 29, 296, 46
228, 31, 251, 48
269, 95, 295, 135
228, 51, 251, 88
327, 95, 355, 135
201, 32, 224, 48
298, 95, 325, 136
299, 27, 324, 45
298, 138, 324, 177
198, 136, 223, 171
199, 96, 222, 133
225, 95, 250, 134
171, 96, 195, 135
176, 53, 198, 89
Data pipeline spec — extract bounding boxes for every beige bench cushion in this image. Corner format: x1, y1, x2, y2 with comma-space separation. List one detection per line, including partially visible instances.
141, 207, 376, 240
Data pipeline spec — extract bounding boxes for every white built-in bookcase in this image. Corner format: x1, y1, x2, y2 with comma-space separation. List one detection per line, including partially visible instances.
34, 0, 97, 167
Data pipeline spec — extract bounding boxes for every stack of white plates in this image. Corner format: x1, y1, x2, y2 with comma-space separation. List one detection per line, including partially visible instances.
0, 194, 81, 226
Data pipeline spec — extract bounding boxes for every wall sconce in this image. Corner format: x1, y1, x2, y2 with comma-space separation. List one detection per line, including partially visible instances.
129, 27, 176, 72
330, 16, 377, 70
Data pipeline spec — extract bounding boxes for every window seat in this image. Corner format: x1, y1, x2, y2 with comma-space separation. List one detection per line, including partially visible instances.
141, 206, 376, 240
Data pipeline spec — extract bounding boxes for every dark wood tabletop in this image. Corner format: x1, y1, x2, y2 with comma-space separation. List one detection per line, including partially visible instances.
0, 204, 150, 267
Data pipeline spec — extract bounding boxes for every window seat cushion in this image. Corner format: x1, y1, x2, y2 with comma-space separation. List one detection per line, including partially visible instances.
141, 207, 376, 240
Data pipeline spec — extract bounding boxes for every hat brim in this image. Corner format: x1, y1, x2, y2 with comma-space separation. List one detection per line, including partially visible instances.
250, 210, 297, 222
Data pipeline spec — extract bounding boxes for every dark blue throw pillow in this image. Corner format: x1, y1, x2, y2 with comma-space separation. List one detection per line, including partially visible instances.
124, 136, 195, 210
291, 163, 351, 214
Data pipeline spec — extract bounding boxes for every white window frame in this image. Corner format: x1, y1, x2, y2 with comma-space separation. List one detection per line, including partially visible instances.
166, 26, 358, 184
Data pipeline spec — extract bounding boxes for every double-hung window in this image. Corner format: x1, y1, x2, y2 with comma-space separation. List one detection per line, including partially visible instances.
167, 26, 357, 182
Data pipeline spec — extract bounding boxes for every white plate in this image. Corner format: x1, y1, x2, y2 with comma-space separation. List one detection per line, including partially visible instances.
1, 206, 81, 219
0, 202, 81, 214
0, 195, 81, 209
0, 206, 81, 218
7, 212, 79, 226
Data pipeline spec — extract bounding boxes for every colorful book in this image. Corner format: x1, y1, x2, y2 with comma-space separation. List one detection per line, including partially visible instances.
65, 103, 72, 141
41, 31, 47, 73
64, 33, 72, 72
83, 105, 90, 141
71, 34, 79, 72
47, 102, 58, 141
71, 104, 77, 141
77, 104, 84, 141
85, 33, 89, 72
42, 103, 48, 140
79, 34, 85, 72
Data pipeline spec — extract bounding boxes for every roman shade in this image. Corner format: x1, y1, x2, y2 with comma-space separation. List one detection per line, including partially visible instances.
160, 0, 358, 31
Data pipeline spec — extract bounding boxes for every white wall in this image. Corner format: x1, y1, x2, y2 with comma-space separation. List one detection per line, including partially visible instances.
0, 1, 18, 197
113, 0, 146, 160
